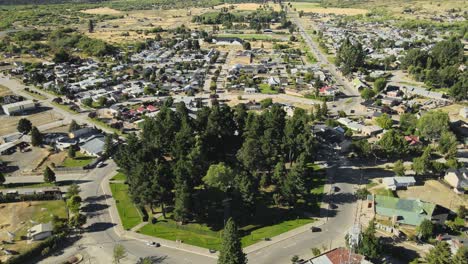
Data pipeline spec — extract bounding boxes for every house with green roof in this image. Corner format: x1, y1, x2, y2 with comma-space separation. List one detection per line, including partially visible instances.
372, 195, 436, 226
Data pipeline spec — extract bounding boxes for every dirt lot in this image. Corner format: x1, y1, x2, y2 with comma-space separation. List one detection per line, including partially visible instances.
397, 180, 468, 211
290, 2, 368, 15
0, 84, 13, 97
0, 108, 63, 136
0, 201, 67, 262
1, 147, 50, 175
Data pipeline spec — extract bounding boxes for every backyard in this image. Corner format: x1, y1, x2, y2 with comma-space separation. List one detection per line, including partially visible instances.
259, 84, 279, 94
61, 152, 95, 168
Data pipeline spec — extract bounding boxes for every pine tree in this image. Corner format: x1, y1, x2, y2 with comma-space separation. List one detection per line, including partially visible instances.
425, 242, 452, 264
43, 166, 56, 183
17, 118, 32, 134
0, 172, 5, 185
31, 126, 42, 146
393, 160, 405, 176
69, 120, 80, 132
173, 177, 191, 224
68, 146, 76, 158
452, 246, 468, 264
218, 218, 247, 264
88, 19, 94, 33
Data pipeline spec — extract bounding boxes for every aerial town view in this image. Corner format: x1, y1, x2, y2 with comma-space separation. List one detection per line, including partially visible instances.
0, 0, 466, 263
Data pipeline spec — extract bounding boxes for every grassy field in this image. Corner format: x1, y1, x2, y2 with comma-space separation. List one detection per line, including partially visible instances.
217, 33, 274, 40
259, 83, 279, 94
0, 200, 67, 262
51, 102, 79, 114
240, 218, 314, 247
291, 2, 368, 15
23, 89, 47, 100
140, 217, 314, 250
61, 152, 95, 168
111, 172, 127, 181
110, 182, 142, 230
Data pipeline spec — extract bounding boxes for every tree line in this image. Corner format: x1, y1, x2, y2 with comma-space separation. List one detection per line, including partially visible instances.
114, 100, 320, 227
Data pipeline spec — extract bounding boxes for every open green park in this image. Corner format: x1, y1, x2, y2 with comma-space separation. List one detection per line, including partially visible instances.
112, 167, 325, 249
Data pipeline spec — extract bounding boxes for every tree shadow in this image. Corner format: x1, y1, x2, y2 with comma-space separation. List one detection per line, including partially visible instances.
86, 222, 116, 233
83, 194, 111, 203
81, 203, 109, 213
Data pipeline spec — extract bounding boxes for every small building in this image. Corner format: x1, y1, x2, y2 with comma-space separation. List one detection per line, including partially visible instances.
361, 125, 383, 136
80, 136, 105, 157
28, 222, 53, 241
244, 87, 257, 94
444, 168, 468, 193
382, 177, 416, 190
2, 100, 36, 116
373, 195, 436, 226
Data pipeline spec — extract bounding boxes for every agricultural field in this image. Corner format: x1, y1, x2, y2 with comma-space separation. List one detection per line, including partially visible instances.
214, 3, 282, 12
0, 201, 67, 262
290, 2, 368, 15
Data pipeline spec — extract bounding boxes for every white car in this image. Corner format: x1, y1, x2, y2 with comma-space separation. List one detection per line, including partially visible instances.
146, 241, 160, 247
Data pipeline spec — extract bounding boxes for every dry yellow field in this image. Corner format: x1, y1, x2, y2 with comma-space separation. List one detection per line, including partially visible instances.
0, 201, 67, 262
0, 84, 13, 97
290, 2, 368, 15
81, 7, 122, 15
214, 3, 281, 11
0, 109, 63, 135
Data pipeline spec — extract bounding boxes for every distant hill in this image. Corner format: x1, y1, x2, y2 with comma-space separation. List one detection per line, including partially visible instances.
0, 0, 108, 5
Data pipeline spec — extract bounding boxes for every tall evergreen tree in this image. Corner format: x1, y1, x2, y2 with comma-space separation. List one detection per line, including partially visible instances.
173, 176, 191, 224
43, 166, 56, 183
31, 126, 42, 146
218, 218, 247, 264
425, 242, 452, 264
88, 19, 94, 33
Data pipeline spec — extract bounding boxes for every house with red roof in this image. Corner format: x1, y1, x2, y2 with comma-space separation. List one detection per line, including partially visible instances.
300, 247, 373, 264
319, 86, 338, 96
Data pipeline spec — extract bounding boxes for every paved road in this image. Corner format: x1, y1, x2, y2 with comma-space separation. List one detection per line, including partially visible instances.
291, 15, 368, 116
39, 161, 216, 264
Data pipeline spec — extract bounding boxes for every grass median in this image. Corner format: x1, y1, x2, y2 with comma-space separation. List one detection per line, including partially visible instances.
110, 182, 142, 230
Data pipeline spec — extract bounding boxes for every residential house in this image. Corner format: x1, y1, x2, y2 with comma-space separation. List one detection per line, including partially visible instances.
69, 127, 98, 139
444, 168, 468, 193
382, 177, 416, 190
361, 125, 383, 136
299, 247, 373, 264
80, 136, 106, 157
372, 195, 436, 226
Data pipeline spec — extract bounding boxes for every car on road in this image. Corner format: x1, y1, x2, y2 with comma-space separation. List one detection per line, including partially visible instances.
146, 241, 160, 247
96, 161, 106, 168
311, 227, 321, 232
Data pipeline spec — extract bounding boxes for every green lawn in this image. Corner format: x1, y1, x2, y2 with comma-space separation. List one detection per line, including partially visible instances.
61, 152, 95, 168
140, 219, 222, 250
140, 217, 314, 250
110, 182, 142, 230
111, 172, 127, 181
23, 89, 47, 100
241, 218, 314, 247
0, 182, 55, 189
372, 187, 395, 197
259, 83, 279, 94
88, 118, 123, 136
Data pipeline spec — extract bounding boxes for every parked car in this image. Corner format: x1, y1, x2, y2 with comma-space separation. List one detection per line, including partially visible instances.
97, 161, 105, 168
